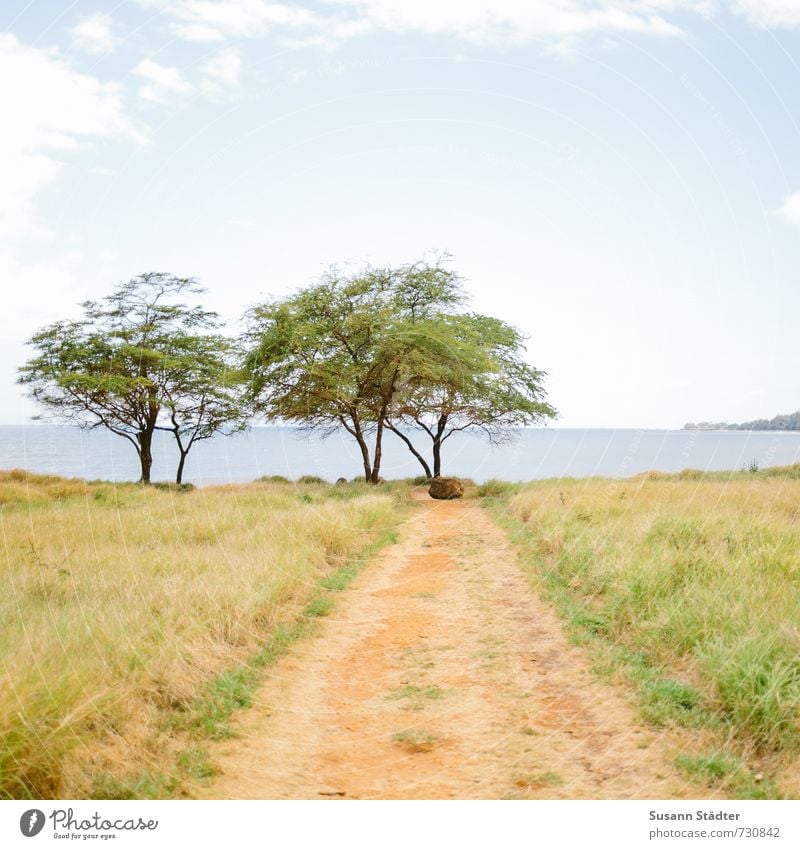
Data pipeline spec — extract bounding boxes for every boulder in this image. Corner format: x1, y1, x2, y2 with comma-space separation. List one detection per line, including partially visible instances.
428, 476, 464, 500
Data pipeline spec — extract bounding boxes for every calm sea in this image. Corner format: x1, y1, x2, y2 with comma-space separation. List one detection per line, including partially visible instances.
2, 425, 800, 485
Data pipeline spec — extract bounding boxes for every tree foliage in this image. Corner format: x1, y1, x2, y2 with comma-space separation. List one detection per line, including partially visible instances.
244, 260, 465, 482
684, 411, 800, 432
387, 312, 557, 477
156, 333, 249, 483
244, 259, 556, 481
18, 273, 246, 483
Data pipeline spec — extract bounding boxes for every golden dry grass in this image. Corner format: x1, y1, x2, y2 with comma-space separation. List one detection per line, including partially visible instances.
0, 470, 401, 799
500, 471, 800, 795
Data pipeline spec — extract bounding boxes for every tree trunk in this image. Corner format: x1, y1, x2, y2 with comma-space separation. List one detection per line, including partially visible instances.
432, 439, 442, 478
176, 450, 188, 485
354, 429, 372, 483
370, 417, 385, 484
432, 413, 448, 478
138, 430, 153, 484
340, 412, 372, 483
171, 421, 189, 485
386, 423, 432, 479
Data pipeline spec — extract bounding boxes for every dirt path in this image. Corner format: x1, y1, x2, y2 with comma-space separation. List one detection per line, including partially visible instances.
198, 493, 704, 799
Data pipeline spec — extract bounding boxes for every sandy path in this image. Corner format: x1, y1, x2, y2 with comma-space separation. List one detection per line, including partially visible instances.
198, 493, 702, 799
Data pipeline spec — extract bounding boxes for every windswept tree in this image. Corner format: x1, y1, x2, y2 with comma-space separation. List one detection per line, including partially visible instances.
386, 313, 557, 478
18, 273, 243, 484
157, 335, 250, 484
243, 260, 465, 483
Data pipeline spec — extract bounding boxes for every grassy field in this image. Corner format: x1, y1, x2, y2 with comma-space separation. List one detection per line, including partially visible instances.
486, 466, 800, 797
0, 470, 405, 799
6, 464, 800, 800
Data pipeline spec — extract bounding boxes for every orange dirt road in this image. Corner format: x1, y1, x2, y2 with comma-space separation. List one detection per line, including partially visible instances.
198, 493, 703, 799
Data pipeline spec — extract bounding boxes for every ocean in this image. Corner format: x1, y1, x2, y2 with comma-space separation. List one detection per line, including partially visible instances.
2, 425, 800, 485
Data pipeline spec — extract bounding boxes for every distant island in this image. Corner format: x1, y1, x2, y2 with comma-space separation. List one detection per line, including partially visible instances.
684, 411, 800, 431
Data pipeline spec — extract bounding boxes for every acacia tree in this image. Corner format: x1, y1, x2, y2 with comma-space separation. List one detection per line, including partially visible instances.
18, 273, 229, 484
157, 335, 250, 484
243, 261, 464, 483
386, 313, 557, 478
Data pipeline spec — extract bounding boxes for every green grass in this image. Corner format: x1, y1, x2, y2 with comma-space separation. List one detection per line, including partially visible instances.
387, 684, 446, 711
391, 729, 440, 751
91, 772, 178, 801
516, 771, 564, 787
177, 747, 218, 780
304, 596, 335, 618
674, 753, 783, 799
476, 479, 517, 498
320, 565, 360, 592
489, 470, 800, 798
0, 470, 408, 799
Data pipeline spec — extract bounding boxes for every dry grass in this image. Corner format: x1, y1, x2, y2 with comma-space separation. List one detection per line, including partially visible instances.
0, 470, 402, 799
499, 470, 800, 793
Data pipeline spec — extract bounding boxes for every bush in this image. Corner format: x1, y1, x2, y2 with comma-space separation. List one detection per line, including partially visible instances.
151, 482, 195, 493
476, 479, 512, 498
297, 475, 327, 485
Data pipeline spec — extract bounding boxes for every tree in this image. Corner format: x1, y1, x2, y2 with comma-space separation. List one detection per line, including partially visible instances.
18, 273, 231, 484
157, 334, 250, 484
387, 313, 557, 477
243, 260, 465, 483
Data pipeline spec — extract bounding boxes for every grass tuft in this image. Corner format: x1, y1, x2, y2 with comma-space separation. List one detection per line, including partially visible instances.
391, 729, 440, 752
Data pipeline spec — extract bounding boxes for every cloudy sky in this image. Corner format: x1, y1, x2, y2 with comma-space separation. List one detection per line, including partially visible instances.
2, 0, 800, 427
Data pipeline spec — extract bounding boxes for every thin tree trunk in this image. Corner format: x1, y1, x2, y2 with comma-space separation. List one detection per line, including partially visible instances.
432, 440, 442, 478
354, 428, 372, 483
370, 370, 398, 484
432, 413, 448, 478
176, 449, 188, 484
138, 430, 153, 484
171, 418, 188, 485
370, 416, 385, 483
339, 412, 372, 482
386, 423, 432, 479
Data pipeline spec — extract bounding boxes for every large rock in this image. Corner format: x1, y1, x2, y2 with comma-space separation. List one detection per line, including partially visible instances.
428, 476, 464, 500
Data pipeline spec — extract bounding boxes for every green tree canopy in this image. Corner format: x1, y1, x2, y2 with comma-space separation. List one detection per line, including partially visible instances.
18, 273, 246, 484
244, 258, 556, 482
243, 260, 466, 482
156, 333, 250, 483
386, 313, 557, 477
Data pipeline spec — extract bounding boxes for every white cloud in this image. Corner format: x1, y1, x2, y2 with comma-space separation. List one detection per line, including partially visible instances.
134, 0, 690, 51
137, 0, 800, 52
140, 0, 319, 41
732, 0, 800, 28
328, 0, 686, 44
777, 192, 800, 227
202, 47, 242, 89
70, 12, 119, 55
0, 34, 136, 238
133, 58, 192, 102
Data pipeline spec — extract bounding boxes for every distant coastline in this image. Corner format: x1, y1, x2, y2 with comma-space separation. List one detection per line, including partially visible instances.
684, 411, 800, 432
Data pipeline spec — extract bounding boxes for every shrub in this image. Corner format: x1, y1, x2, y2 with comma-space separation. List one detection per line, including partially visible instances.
477, 479, 512, 498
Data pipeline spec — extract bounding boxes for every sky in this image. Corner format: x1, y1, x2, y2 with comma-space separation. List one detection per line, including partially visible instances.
2, 0, 800, 428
